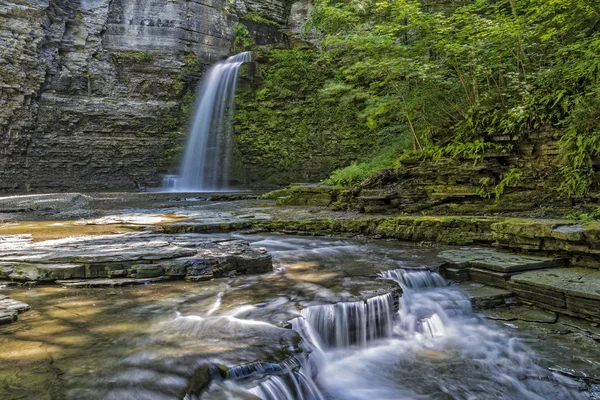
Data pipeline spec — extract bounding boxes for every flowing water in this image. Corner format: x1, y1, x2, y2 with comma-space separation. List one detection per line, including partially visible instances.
0, 234, 597, 400
164, 52, 252, 192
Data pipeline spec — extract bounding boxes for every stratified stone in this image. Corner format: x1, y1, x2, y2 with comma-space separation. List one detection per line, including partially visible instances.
438, 249, 567, 289
0, 232, 273, 284
56, 277, 171, 288
456, 282, 516, 310
0, 0, 290, 193
438, 249, 566, 273
485, 306, 558, 323
510, 268, 600, 322
551, 224, 585, 242
8, 263, 86, 281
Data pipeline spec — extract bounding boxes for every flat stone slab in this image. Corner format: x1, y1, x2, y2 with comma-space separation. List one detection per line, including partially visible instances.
0, 232, 272, 283
456, 282, 515, 309
56, 276, 172, 288
512, 267, 600, 301
510, 267, 600, 322
485, 306, 558, 323
0, 193, 92, 213
438, 249, 565, 273
0, 295, 30, 325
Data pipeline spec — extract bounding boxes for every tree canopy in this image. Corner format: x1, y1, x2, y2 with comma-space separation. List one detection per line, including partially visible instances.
291, 0, 600, 195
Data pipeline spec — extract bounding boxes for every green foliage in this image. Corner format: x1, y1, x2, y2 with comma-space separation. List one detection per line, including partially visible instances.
240, 13, 280, 26
234, 48, 378, 184
234, 23, 255, 51
161, 141, 185, 167
323, 164, 374, 187
181, 52, 203, 75
284, 0, 600, 195
173, 53, 203, 96
424, 140, 509, 166
323, 131, 412, 186
494, 168, 523, 199
557, 88, 600, 198
564, 208, 600, 221
477, 176, 496, 199
233, 0, 600, 193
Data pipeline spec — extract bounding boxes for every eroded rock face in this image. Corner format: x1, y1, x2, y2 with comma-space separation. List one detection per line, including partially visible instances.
0, 0, 291, 192
0, 232, 273, 284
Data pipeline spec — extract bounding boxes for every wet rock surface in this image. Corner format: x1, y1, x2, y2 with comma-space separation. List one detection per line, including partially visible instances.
511, 267, 600, 322
0, 234, 423, 400
491, 312, 600, 387
0, 232, 273, 284
486, 306, 558, 323
438, 249, 566, 273
456, 282, 516, 310
0, 294, 29, 325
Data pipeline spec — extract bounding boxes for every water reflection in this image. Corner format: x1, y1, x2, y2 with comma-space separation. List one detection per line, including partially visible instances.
0, 234, 595, 399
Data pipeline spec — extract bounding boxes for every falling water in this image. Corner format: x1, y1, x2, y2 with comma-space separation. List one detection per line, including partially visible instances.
291, 293, 395, 349
164, 51, 252, 192
379, 268, 471, 338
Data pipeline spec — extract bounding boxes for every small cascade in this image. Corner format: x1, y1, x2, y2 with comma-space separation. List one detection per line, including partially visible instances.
166, 51, 252, 192
379, 268, 471, 339
292, 293, 395, 349
247, 370, 325, 400
378, 268, 447, 289
230, 354, 325, 400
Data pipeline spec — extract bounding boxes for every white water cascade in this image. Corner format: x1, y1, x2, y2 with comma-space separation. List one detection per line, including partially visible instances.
163, 52, 252, 192
291, 293, 396, 350
272, 267, 585, 400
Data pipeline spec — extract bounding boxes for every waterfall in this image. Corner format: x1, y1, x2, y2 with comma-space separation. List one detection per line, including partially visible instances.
164, 51, 252, 192
291, 293, 396, 349
247, 371, 325, 400
378, 268, 447, 289
379, 268, 471, 338
230, 353, 325, 400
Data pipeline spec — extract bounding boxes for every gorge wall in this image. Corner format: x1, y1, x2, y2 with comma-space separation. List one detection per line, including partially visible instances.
0, 0, 292, 192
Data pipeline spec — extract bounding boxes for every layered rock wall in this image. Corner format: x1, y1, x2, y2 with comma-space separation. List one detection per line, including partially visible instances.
0, 0, 291, 192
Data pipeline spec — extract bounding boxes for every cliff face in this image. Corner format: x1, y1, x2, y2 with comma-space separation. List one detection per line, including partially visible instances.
0, 0, 290, 192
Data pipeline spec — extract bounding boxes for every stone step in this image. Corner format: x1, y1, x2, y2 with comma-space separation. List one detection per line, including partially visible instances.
456, 282, 516, 310
56, 276, 172, 288
441, 267, 470, 282
357, 196, 390, 206
438, 249, 566, 273
485, 306, 558, 323
470, 267, 520, 289
439, 249, 567, 289
510, 267, 600, 323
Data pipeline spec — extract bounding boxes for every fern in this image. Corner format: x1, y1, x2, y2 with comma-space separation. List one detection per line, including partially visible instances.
494, 168, 523, 200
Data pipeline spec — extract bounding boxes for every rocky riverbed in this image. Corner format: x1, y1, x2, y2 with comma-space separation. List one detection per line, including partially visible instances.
0, 192, 599, 399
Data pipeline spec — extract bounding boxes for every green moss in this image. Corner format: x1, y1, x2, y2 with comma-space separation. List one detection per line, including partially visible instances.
234, 23, 255, 52
240, 13, 281, 26
111, 51, 154, 63
323, 127, 413, 186
234, 48, 378, 185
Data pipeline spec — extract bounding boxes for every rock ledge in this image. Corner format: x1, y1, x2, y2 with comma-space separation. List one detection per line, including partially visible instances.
0, 232, 272, 284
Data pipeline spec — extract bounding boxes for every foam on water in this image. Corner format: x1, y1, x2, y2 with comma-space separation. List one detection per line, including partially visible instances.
91, 235, 589, 400
270, 266, 586, 400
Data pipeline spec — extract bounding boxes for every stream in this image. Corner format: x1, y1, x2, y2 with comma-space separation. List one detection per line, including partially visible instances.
0, 234, 597, 399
